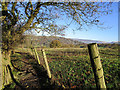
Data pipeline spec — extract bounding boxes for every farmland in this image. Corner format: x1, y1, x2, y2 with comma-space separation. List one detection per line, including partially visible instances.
1, 2, 119, 89
5, 47, 120, 89
37, 47, 120, 88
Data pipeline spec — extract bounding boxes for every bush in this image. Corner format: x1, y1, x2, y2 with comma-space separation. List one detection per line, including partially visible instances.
50, 40, 61, 48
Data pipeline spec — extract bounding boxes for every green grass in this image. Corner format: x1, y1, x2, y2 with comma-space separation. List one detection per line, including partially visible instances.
8, 47, 120, 88
37, 48, 120, 88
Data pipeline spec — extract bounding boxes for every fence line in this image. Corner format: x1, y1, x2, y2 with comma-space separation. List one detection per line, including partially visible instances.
30, 44, 106, 88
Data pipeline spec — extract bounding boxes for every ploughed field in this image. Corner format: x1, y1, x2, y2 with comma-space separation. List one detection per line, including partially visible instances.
37, 48, 120, 88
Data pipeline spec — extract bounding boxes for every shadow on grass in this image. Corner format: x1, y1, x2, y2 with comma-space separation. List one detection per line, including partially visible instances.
3, 65, 25, 90
4, 51, 61, 89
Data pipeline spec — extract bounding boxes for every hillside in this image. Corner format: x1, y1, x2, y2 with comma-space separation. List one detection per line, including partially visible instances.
72, 38, 109, 44
21, 35, 118, 49
23, 35, 85, 48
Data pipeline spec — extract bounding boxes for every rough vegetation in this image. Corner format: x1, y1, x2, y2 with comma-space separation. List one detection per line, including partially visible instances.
46, 48, 120, 88
4, 46, 120, 89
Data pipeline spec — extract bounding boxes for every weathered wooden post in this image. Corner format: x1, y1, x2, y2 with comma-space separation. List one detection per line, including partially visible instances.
41, 49, 51, 79
33, 47, 40, 64
88, 43, 106, 89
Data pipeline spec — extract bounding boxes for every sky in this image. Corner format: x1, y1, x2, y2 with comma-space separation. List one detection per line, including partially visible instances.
64, 2, 118, 42
37, 2, 118, 42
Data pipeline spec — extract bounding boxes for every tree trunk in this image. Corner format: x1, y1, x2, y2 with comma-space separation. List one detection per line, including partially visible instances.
2, 50, 12, 87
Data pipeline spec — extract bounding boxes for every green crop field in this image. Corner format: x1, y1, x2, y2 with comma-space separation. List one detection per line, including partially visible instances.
36, 48, 120, 88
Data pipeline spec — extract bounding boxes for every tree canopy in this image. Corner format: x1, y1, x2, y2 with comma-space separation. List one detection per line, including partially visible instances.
1, 2, 112, 52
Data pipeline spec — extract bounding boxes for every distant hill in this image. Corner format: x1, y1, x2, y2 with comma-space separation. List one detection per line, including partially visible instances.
23, 35, 84, 47
109, 41, 119, 44
22, 35, 118, 48
71, 38, 109, 44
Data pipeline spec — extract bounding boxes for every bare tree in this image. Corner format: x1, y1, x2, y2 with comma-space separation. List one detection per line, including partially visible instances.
1, 1, 112, 87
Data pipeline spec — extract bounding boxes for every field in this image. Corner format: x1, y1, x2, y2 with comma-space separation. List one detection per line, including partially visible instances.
37, 48, 120, 88
7, 47, 120, 89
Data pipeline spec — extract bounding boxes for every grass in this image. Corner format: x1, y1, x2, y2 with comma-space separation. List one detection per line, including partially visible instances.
4, 47, 119, 89
36, 48, 120, 88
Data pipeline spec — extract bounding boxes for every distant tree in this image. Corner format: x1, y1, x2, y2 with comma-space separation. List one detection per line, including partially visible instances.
50, 40, 61, 48
69, 44, 75, 47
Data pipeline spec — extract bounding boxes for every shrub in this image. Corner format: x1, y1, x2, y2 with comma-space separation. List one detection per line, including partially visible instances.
50, 40, 61, 48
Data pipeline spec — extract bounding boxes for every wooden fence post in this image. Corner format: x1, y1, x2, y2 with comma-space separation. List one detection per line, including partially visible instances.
41, 49, 51, 79
33, 47, 40, 64
88, 43, 106, 89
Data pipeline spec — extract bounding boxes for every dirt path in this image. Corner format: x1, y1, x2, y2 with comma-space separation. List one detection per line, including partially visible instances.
9, 51, 57, 89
